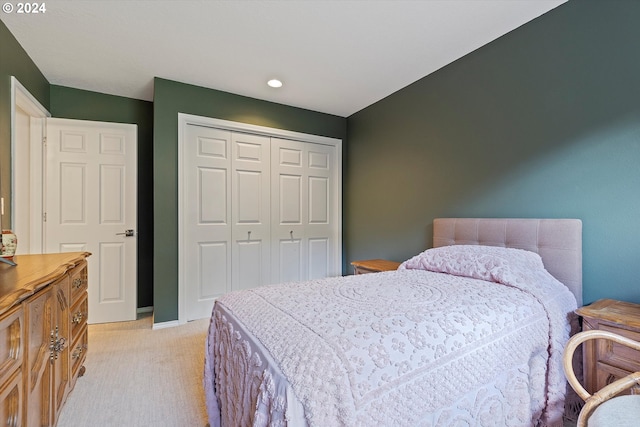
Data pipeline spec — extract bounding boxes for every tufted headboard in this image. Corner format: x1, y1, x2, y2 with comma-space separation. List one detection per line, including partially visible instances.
433, 218, 583, 306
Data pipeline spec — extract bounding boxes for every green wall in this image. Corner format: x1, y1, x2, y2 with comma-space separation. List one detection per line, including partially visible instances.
50, 85, 154, 308
346, 0, 640, 306
153, 77, 347, 322
0, 19, 49, 229
6, 0, 639, 321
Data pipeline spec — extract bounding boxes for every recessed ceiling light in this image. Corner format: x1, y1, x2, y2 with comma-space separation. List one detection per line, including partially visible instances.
267, 79, 283, 88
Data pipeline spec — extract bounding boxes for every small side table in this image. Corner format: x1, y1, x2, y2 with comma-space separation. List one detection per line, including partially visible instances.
576, 298, 640, 395
350, 259, 401, 275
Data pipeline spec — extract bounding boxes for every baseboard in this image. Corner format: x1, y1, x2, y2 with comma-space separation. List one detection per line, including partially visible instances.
152, 319, 181, 330
137, 306, 153, 314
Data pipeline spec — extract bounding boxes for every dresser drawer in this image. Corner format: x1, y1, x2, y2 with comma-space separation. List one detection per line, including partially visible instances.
0, 306, 22, 384
70, 293, 88, 345
70, 326, 88, 389
596, 324, 640, 375
0, 368, 22, 427
577, 299, 640, 395
69, 261, 88, 304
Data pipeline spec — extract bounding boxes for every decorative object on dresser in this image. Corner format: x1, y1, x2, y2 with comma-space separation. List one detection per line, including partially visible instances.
350, 258, 401, 274
563, 329, 640, 427
1, 230, 18, 259
575, 299, 640, 396
0, 252, 90, 427
0, 230, 18, 266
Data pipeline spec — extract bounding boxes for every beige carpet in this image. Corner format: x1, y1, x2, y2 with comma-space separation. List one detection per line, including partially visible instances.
57, 314, 210, 427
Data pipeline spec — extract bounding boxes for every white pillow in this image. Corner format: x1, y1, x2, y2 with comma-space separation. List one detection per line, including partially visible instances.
399, 245, 544, 283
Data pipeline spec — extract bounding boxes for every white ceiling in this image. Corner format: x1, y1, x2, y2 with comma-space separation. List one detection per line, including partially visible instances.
2, 0, 566, 117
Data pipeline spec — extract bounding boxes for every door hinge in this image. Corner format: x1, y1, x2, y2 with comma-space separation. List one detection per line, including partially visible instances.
43, 212, 47, 222
43, 136, 47, 145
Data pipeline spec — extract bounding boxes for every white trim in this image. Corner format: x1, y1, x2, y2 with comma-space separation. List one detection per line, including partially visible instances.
10, 77, 50, 253
137, 306, 153, 314
12, 77, 49, 118
176, 113, 343, 326
152, 319, 181, 330
178, 113, 341, 147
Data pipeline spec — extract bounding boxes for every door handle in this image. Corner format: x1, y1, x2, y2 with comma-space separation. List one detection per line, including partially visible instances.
116, 229, 135, 237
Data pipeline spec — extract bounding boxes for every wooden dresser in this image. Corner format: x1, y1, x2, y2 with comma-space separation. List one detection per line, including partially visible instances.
576, 298, 640, 395
0, 252, 90, 427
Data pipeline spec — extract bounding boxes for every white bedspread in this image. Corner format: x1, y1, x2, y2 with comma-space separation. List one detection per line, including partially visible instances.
205, 246, 577, 427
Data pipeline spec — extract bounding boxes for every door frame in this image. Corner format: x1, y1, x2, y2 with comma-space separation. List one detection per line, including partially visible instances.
11, 76, 51, 253
177, 113, 342, 325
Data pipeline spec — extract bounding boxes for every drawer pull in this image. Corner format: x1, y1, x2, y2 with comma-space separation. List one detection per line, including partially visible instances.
72, 278, 83, 289
49, 327, 67, 364
72, 311, 85, 325
72, 344, 88, 360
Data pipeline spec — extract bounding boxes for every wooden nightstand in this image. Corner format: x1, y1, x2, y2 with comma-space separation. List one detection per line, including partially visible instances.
576, 299, 640, 395
350, 259, 401, 275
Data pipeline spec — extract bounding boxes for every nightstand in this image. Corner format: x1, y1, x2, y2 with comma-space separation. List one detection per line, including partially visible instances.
350, 259, 401, 275
576, 299, 640, 395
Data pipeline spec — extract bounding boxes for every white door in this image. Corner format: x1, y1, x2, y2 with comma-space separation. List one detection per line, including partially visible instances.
45, 118, 137, 324
231, 132, 271, 291
179, 114, 342, 323
271, 138, 337, 283
182, 125, 271, 320
183, 125, 232, 320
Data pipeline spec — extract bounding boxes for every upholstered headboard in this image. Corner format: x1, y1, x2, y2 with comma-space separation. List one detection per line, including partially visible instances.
433, 218, 583, 306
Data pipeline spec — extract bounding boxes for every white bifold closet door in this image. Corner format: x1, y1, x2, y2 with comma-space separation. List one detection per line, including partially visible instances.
183, 125, 270, 320
183, 123, 338, 321
271, 138, 336, 284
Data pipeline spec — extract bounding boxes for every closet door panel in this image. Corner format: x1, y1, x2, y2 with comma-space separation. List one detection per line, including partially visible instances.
308, 176, 329, 223
184, 125, 232, 321
199, 168, 228, 223
277, 238, 302, 283
279, 174, 302, 224
198, 242, 228, 298
272, 139, 337, 284
306, 144, 335, 279
271, 140, 306, 284
232, 133, 271, 291
308, 238, 329, 280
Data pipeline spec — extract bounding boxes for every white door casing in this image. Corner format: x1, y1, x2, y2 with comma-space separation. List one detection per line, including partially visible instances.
10, 76, 50, 253
45, 118, 137, 324
178, 113, 342, 324
12, 106, 32, 250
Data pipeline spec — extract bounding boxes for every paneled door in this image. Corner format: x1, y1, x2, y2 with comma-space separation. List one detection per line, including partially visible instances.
271, 138, 338, 283
179, 113, 342, 324
230, 132, 271, 292
182, 125, 271, 321
183, 125, 232, 321
45, 118, 137, 324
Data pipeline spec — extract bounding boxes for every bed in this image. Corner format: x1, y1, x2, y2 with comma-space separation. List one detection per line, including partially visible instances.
204, 218, 583, 427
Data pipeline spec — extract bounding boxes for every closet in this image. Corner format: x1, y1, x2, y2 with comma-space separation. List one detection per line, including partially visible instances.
179, 115, 342, 321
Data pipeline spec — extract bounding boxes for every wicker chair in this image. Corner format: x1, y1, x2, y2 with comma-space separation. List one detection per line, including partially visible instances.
563, 330, 640, 427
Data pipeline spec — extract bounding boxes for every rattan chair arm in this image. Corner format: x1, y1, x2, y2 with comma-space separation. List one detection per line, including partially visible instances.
576, 371, 640, 427
564, 330, 640, 401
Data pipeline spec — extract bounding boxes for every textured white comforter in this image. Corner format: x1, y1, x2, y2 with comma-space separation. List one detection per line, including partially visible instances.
205, 246, 577, 427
